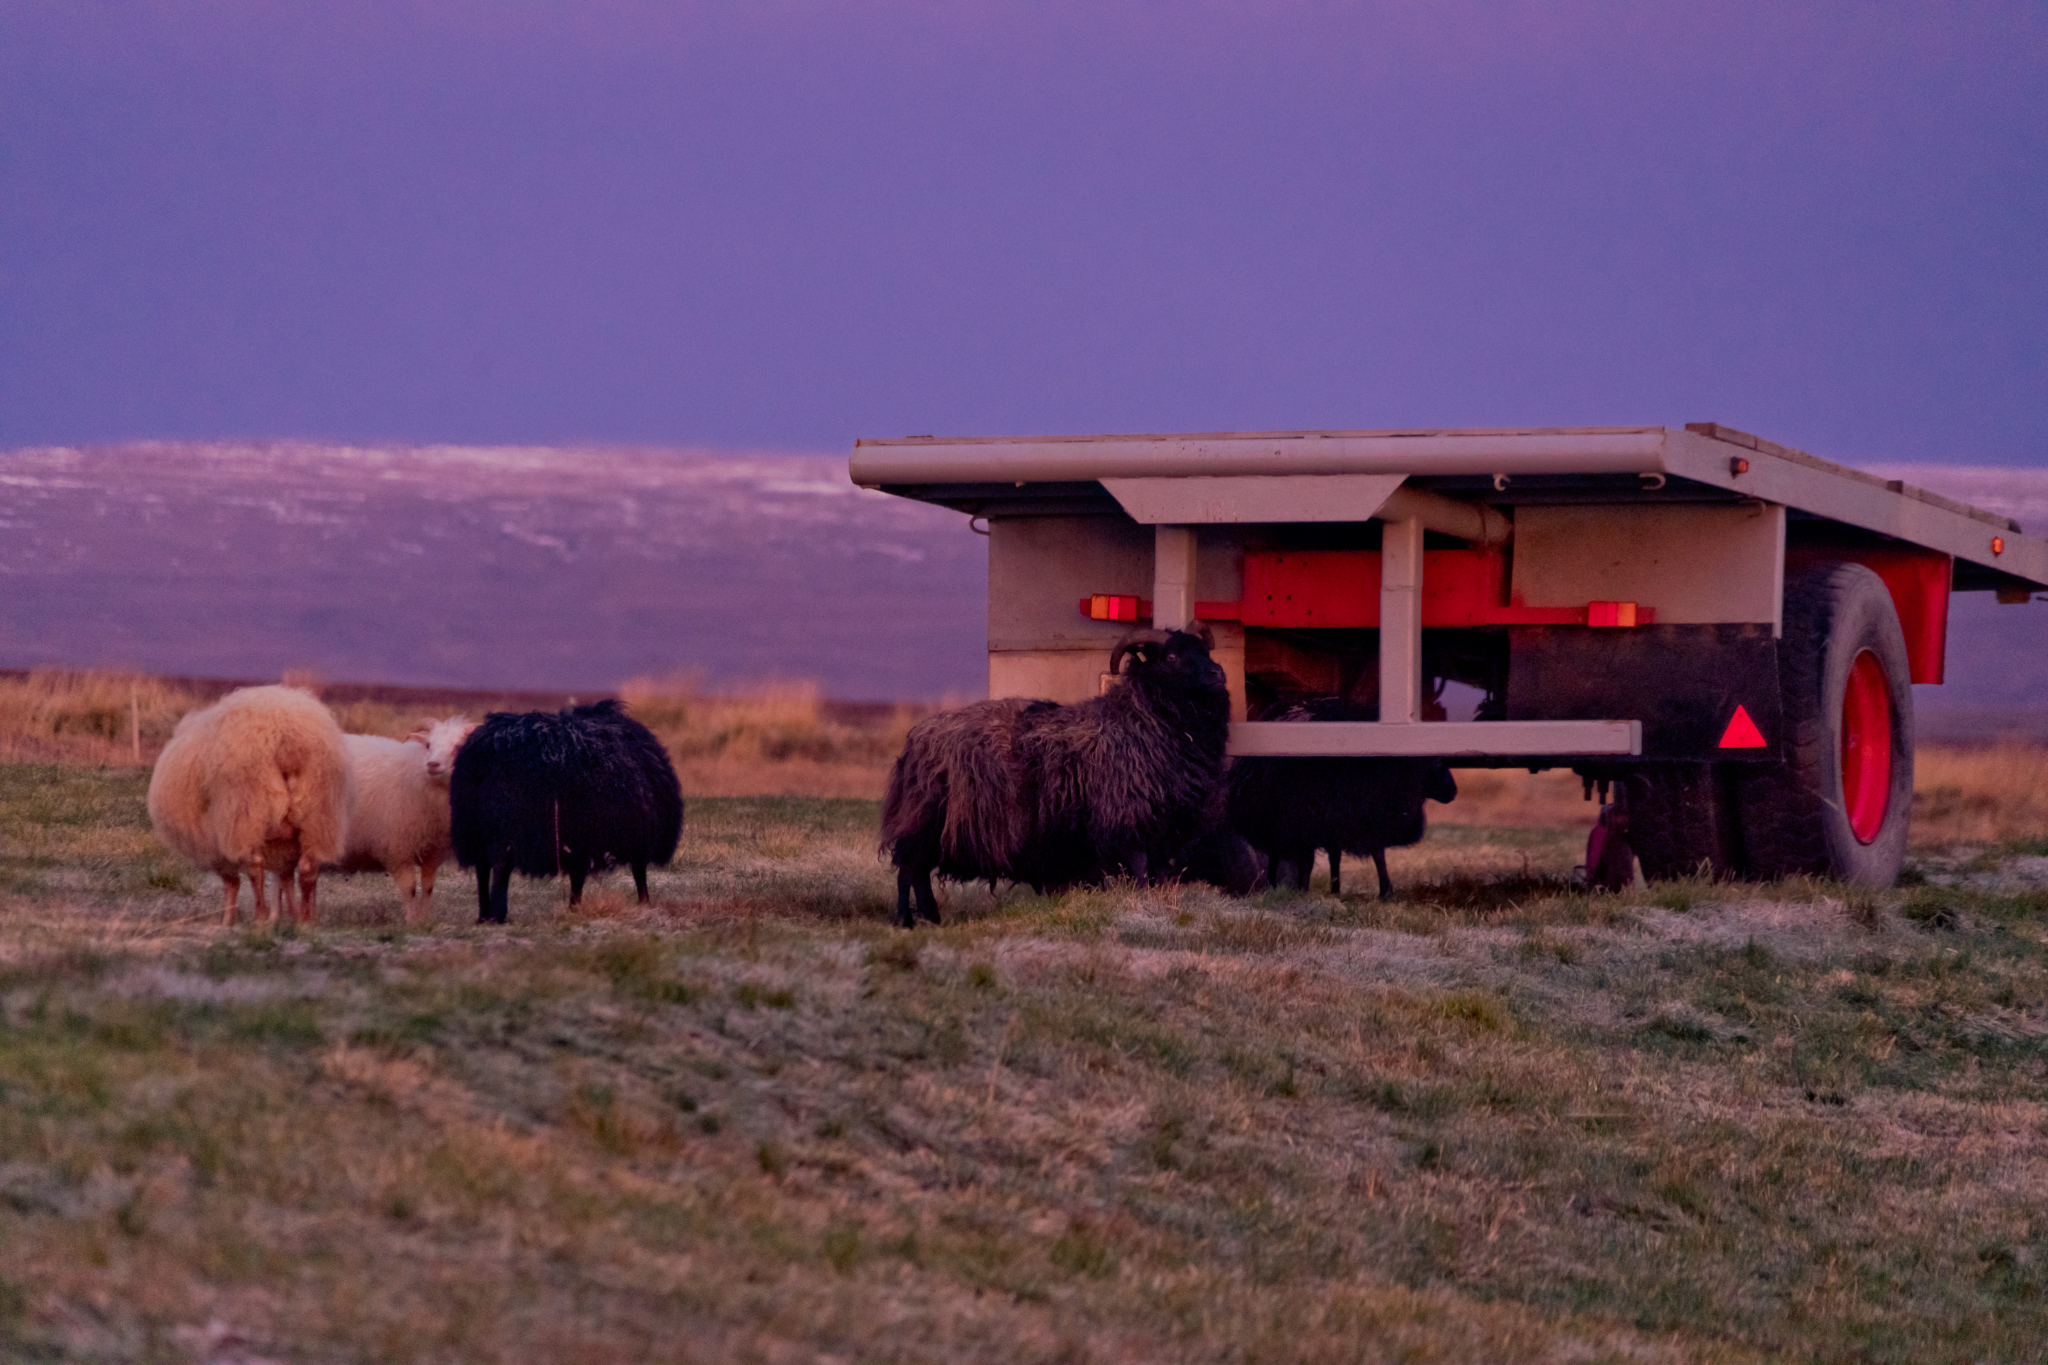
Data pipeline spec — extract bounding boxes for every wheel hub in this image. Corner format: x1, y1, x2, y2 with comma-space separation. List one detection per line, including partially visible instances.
1841, 649, 1892, 844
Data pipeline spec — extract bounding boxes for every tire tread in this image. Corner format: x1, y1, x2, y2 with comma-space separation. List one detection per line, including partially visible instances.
1733, 562, 1912, 885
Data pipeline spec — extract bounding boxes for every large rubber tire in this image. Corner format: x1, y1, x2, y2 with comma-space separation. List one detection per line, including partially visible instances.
1626, 763, 1743, 881
1733, 562, 1914, 887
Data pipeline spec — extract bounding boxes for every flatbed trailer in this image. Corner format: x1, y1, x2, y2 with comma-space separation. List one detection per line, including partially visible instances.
851, 424, 2048, 886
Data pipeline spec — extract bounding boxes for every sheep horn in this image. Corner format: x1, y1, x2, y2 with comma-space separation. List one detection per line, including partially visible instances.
1109, 629, 1172, 678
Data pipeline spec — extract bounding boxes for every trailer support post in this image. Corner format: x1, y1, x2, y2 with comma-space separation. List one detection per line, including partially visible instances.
1380, 515, 1424, 722
1153, 525, 1198, 631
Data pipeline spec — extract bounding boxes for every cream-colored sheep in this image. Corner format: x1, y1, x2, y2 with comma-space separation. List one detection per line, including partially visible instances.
332, 716, 478, 923
147, 684, 351, 926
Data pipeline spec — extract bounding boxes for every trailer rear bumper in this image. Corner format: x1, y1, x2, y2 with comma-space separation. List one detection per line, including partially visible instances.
1227, 719, 1643, 758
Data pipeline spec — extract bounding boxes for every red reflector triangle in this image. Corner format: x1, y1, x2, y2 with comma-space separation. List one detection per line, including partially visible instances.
1718, 705, 1767, 749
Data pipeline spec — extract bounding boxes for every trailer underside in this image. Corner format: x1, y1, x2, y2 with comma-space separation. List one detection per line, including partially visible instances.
855, 423, 2046, 766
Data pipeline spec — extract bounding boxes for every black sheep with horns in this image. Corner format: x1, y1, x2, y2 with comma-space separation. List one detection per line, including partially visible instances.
450, 699, 684, 922
880, 628, 1232, 927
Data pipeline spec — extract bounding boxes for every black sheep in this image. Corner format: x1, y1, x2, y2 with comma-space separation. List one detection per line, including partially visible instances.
880, 628, 1231, 926
1227, 696, 1458, 899
450, 699, 684, 923
878, 696, 1041, 924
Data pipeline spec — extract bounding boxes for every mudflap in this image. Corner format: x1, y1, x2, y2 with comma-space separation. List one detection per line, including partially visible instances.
1508, 624, 1783, 761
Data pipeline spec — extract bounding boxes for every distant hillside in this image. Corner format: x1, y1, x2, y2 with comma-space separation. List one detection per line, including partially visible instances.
0, 443, 987, 700
1, 443, 2041, 724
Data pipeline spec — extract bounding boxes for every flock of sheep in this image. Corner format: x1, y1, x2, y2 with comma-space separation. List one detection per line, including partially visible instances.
145, 629, 1453, 927
147, 687, 683, 925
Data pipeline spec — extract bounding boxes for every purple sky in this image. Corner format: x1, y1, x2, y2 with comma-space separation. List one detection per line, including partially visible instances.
4, 2, 2043, 465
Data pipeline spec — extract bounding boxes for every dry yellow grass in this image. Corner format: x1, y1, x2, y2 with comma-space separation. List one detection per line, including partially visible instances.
7, 668, 2048, 829
0, 670, 472, 766
620, 673, 922, 797
1432, 766, 1595, 828
0, 669, 921, 798
0, 670, 195, 766
1911, 742, 2048, 845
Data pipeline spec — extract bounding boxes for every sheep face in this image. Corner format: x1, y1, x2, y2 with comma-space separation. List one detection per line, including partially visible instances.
413, 716, 478, 785
1148, 632, 1227, 692
1115, 629, 1228, 695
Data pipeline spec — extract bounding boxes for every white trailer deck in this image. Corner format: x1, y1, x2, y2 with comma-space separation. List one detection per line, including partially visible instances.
854, 423, 2044, 758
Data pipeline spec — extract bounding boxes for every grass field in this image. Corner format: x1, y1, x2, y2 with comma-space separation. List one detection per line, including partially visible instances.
4, 759, 2048, 1362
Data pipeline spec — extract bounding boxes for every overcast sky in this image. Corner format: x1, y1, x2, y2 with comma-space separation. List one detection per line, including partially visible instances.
4, 2, 2043, 466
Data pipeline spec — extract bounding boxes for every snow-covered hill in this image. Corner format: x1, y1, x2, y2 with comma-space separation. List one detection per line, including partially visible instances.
0, 443, 987, 699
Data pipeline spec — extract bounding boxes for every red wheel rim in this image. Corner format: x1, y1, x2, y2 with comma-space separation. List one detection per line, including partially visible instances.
1841, 649, 1892, 843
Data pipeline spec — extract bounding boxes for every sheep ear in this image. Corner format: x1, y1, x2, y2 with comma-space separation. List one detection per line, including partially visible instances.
405, 724, 433, 746
1192, 623, 1216, 650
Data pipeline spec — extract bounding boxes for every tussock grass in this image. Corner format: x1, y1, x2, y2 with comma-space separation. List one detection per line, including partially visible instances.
1914, 742, 2048, 845
0, 671, 194, 766
620, 673, 920, 765
1433, 764, 1595, 827
622, 672, 932, 797
0, 668, 933, 797
7, 762, 2048, 1360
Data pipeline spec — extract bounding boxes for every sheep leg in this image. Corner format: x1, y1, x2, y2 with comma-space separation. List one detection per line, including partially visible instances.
894, 867, 916, 928
478, 860, 512, 924
246, 857, 273, 923
567, 860, 588, 906
417, 859, 437, 917
295, 855, 320, 924
914, 868, 941, 925
393, 864, 420, 924
220, 871, 242, 927
1127, 850, 1150, 889
1372, 848, 1394, 900
1329, 849, 1342, 897
631, 861, 650, 905
490, 862, 513, 923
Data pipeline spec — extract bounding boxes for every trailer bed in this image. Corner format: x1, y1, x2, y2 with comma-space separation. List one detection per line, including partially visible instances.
854, 423, 2046, 592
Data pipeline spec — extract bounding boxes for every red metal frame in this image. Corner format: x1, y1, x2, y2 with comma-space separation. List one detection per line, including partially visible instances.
1083, 542, 1658, 627
1239, 548, 1519, 627
1087, 545, 1947, 669
1786, 546, 1950, 684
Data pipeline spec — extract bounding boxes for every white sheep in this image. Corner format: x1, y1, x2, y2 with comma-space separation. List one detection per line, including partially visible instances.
147, 684, 352, 926
331, 716, 478, 922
